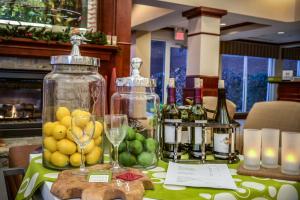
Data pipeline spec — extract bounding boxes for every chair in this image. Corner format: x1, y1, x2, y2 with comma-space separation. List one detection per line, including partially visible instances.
244, 101, 300, 132
203, 96, 237, 120
6, 144, 41, 200
238, 101, 300, 153
0, 167, 25, 200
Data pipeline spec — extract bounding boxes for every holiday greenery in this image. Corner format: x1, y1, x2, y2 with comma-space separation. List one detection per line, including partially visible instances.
0, 24, 107, 45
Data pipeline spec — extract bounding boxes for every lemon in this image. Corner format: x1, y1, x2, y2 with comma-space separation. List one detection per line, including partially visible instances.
53, 121, 60, 126
66, 126, 83, 142
56, 107, 70, 121
60, 115, 72, 128
94, 136, 102, 146
78, 138, 95, 154
44, 137, 57, 152
57, 139, 77, 155
86, 146, 102, 165
70, 152, 84, 167
71, 109, 82, 117
43, 149, 52, 162
50, 151, 69, 167
52, 124, 67, 140
74, 116, 90, 128
43, 122, 55, 136
84, 121, 103, 139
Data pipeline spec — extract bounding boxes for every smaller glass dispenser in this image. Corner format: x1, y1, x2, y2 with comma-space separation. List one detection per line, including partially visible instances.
111, 58, 160, 169
42, 35, 106, 170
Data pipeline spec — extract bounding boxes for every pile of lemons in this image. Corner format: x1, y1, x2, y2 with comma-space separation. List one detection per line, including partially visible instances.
43, 107, 103, 168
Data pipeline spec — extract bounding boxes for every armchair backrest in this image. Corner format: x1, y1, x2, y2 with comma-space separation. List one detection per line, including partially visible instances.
244, 101, 300, 132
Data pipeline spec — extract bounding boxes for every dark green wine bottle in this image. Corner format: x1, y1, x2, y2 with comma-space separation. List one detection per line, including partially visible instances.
190, 78, 207, 159
213, 80, 231, 159
162, 78, 182, 160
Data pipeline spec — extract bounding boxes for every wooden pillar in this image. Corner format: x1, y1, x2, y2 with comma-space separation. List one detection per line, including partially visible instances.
182, 7, 227, 100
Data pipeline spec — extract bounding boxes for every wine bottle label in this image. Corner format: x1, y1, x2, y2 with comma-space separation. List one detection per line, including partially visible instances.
213, 133, 229, 155
180, 126, 190, 143
194, 120, 206, 145
205, 129, 212, 144
164, 119, 181, 144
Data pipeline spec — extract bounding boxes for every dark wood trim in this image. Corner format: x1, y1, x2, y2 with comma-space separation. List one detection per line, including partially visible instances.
220, 22, 255, 31
0, 37, 118, 60
234, 112, 248, 120
188, 32, 220, 37
182, 6, 227, 19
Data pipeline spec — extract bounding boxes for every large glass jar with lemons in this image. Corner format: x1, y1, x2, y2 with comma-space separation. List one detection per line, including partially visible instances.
111, 58, 160, 169
42, 35, 106, 170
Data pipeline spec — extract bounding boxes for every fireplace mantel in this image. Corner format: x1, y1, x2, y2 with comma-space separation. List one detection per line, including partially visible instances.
0, 37, 118, 61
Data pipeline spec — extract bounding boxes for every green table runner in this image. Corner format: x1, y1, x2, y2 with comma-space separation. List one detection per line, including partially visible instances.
16, 155, 300, 200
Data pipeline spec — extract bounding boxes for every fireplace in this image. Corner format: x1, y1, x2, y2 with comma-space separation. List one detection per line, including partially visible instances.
0, 69, 49, 137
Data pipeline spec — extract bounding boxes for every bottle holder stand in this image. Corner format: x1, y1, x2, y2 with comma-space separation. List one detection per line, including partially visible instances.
160, 121, 240, 164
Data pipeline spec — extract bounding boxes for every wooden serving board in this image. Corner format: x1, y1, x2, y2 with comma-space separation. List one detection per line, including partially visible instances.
238, 164, 300, 181
51, 164, 154, 200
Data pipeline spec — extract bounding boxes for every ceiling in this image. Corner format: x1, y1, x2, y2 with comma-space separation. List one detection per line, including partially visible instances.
132, 0, 300, 45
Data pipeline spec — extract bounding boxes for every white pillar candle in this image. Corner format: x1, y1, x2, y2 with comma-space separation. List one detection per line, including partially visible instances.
261, 129, 280, 168
243, 129, 261, 170
281, 132, 300, 175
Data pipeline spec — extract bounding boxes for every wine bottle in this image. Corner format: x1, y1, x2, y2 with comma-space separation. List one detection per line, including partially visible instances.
190, 78, 207, 159
213, 80, 231, 159
162, 78, 182, 160
178, 105, 191, 151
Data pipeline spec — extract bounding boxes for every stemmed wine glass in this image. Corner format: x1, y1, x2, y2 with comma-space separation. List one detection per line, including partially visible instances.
104, 114, 128, 173
71, 114, 95, 175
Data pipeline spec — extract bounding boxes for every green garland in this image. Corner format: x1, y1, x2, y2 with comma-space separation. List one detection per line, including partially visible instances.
0, 24, 107, 45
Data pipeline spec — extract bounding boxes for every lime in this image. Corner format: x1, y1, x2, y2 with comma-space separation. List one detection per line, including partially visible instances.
128, 140, 143, 155
144, 138, 158, 153
119, 152, 136, 167
126, 127, 136, 140
137, 152, 155, 167
135, 132, 145, 142
118, 141, 127, 153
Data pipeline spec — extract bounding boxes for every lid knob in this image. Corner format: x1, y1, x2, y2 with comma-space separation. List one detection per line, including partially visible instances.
70, 34, 89, 56
131, 57, 142, 77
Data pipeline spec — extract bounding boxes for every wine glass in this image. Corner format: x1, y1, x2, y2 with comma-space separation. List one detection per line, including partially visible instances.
71, 114, 95, 175
104, 114, 128, 173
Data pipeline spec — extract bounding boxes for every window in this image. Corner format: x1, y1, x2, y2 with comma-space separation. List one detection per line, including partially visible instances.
150, 40, 166, 101
222, 54, 274, 112
282, 59, 300, 76
150, 40, 187, 104
170, 47, 187, 105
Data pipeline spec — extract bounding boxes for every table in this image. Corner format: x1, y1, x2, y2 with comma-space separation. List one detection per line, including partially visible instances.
17, 154, 300, 200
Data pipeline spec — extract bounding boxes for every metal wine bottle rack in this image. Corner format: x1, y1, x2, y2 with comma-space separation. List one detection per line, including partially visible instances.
160, 120, 240, 164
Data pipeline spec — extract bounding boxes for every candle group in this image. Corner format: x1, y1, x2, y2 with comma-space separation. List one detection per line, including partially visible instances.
243, 129, 300, 175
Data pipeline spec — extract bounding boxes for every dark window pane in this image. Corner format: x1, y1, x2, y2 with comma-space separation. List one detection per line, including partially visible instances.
247, 56, 268, 111
150, 40, 166, 101
170, 47, 187, 105
221, 54, 244, 112
283, 59, 298, 76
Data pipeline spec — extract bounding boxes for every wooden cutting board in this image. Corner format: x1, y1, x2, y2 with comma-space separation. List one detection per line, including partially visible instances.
51, 164, 154, 200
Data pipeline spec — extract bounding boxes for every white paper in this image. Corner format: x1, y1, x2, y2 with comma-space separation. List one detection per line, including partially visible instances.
164, 162, 237, 190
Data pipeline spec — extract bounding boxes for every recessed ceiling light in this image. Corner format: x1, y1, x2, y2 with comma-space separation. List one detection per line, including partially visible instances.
277, 31, 285, 35
220, 23, 227, 26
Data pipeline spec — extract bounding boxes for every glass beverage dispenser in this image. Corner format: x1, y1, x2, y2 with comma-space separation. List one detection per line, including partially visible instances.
42, 35, 106, 170
111, 58, 160, 169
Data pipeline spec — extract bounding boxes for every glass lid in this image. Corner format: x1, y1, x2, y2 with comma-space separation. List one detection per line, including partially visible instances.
50, 35, 100, 67
116, 57, 156, 87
